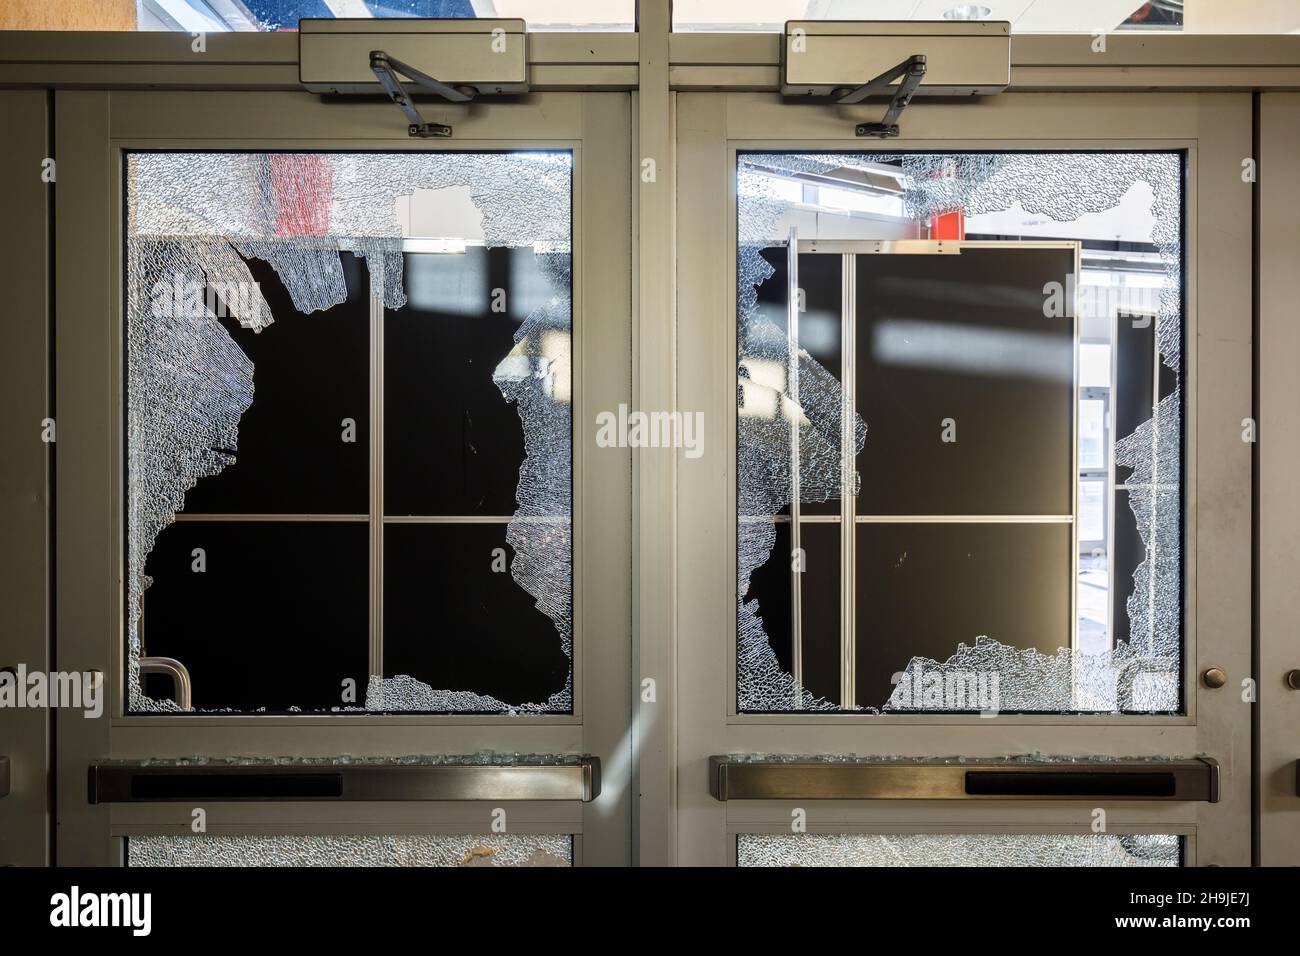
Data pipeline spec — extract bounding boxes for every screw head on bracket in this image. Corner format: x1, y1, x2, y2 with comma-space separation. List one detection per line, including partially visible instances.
1201, 667, 1227, 689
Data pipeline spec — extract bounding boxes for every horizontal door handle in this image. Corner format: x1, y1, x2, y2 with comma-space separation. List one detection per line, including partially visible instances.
964, 771, 1177, 798
88, 756, 600, 804
709, 756, 1218, 802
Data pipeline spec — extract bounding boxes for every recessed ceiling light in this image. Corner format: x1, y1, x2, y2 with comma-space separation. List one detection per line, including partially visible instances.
943, 5, 993, 19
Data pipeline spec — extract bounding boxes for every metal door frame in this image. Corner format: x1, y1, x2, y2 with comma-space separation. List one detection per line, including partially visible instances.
53, 89, 633, 865
673, 89, 1252, 866
0, 90, 52, 868
1257, 91, 1300, 867
4, 9, 1299, 868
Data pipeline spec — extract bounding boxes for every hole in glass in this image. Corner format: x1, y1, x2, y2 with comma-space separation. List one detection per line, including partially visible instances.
125, 151, 573, 715
737, 151, 1184, 714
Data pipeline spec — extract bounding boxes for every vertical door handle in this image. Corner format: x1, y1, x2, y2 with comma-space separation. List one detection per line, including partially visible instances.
138, 657, 192, 710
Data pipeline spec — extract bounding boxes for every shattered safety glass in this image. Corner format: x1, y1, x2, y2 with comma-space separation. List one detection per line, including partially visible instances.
737, 151, 1183, 714
125, 150, 573, 715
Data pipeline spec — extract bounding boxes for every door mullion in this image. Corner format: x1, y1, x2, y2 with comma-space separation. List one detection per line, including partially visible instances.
369, 275, 384, 680
787, 231, 803, 708
841, 253, 857, 709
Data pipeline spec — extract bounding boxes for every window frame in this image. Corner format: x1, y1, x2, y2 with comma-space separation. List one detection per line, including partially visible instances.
732, 148, 1191, 717
708, 131, 1205, 729
56, 88, 633, 867
122, 150, 579, 716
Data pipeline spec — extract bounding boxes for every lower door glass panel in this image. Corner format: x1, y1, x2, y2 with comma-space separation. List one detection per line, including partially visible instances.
736, 833, 1181, 867
126, 834, 573, 867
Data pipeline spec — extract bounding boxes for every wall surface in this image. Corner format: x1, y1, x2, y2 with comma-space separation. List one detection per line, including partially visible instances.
0, 0, 135, 30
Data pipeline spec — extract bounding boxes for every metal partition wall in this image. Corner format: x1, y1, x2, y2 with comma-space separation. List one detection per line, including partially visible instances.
1258, 91, 1300, 867
0, 91, 52, 867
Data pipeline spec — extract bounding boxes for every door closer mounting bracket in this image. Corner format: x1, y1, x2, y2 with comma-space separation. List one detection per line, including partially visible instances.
369, 51, 473, 138
835, 54, 927, 138
780, 20, 1011, 139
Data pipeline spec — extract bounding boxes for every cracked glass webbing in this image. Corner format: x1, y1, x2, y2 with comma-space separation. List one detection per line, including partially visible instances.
126, 151, 572, 714
736, 833, 1181, 868
737, 151, 1183, 714
126, 834, 572, 867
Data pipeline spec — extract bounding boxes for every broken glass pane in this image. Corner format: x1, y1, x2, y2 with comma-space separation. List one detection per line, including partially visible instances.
736, 833, 1180, 867
382, 522, 571, 711
127, 833, 572, 867
176, 251, 371, 515
859, 523, 1072, 713
385, 247, 558, 517
141, 520, 369, 712
854, 248, 1075, 516
744, 518, 843, 708
126, 151, 572, 714
737, 151, 1183, 714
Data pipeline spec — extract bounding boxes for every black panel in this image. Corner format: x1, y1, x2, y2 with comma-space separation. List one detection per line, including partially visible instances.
798, 521, 842, 704
1115, 311, 1156, 460
853, 522, 1072, 710
760, 250, 845, 376
131, 773, 343, 801
1111, 487, 1143, 649
745, 520, 792, 675
749, 248, 844, 516
382, 522, 570, 710
854, 248, 1075, 515
384, 248, 560, 517
181, 253, 370, 515
741, 519, 842, 707
138, 521, 369, 712
964, 771, 1175, 797
749, 249, 844, 389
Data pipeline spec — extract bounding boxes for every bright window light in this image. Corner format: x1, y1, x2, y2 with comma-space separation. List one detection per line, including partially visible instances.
1079, 343, 1112, 388
138, 1, 635, 32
